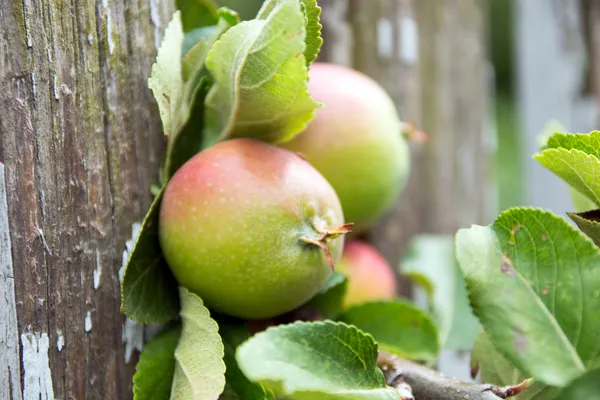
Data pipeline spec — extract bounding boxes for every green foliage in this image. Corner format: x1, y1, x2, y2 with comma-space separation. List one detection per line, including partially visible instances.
150, 10, 238, 181
133, 325, 181, 400
170, 288, 226, 399
148, 13, 185, 140
219, 319, 273, 399
535, 131, 600, 207
305, 272, 348, 319
553, 368, 600, 399
338, 301, 439, 361
456, 207, 600, 387
401, 234, 480, 349
176, 0, 219, 32
203, 0, 320, 145
568, 210, 600, 247
299, 0, 322, 65
121, 188, 180, 324
236, 321, 399, 399
471, 332, 559, 400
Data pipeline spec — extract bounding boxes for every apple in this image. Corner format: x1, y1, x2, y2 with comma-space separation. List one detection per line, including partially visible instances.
336, 240, 398, 308
281, 62, 411, 233
159, 138, 351, 319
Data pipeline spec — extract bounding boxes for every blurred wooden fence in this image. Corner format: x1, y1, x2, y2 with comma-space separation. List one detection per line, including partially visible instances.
516, 0, 599, 215
319, 0, 492, 285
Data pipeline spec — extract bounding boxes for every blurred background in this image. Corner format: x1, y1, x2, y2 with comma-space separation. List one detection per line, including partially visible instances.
224, 0, 600, 266
226, 0, 599, 225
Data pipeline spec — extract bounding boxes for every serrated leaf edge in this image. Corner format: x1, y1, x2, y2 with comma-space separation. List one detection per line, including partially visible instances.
205, 0, 319, 143
456, 208, 590, 382
172, 287, 226, 399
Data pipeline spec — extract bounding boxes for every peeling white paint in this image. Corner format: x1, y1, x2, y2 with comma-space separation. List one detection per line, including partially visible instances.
122, 319, 144, 364
400, 16, 418, 64
21, 332, 54, 400
149, 0, 162, 49
84, 312, 93, 333
119, 222, 142, 283
53, 76, 58, 100
56, 331, 64, 352
102, 0, 115, 54
25, 25, 32, 48
377, 18, 394, 59
93, 249, 102, 290
31, 72, 36, 97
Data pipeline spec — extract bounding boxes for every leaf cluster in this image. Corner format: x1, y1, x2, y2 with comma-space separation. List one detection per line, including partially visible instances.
121, 2, 442, 399
456, 130, 600, 398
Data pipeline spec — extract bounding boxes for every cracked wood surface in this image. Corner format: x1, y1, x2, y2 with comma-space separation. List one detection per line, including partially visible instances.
0, 0, 172, 398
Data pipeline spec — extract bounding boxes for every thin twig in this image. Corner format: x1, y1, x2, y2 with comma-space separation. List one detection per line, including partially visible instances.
378, 352, 531, 400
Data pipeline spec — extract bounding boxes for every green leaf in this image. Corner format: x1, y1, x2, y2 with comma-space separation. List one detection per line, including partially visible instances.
338, 300, 439, 361
219, 320, 273, 400
121, 188, 180, 324
553, 368, 600, 399
236, 321, 399, 399
150, 10, 237, 181
569, 210, 600, 247
133, 325, 181, 400
170, 288, 226, 400
305, 272, 347, 319
456, 207, 600, 386
204, 0, 320, 145
176, 0, 219, 32
471, 332, 558, 400
545, 131, 600, 158
299, 0, 322, 65
534, 132, 600, 207
182, 26, 217, 78
401, 235, 480, 349
148, 12, 185, 140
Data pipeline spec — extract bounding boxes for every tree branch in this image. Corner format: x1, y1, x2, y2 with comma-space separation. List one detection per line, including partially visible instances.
378, 352, 531, 400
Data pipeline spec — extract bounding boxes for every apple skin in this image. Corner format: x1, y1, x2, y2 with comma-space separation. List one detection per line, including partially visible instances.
336, 240, 398, 309
159, 138, 347, 320
281, 62, 410, 233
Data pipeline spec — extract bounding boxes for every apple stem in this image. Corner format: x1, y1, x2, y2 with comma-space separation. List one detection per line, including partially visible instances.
401, 122, 429, 144
299, 237, 336, 270
300, 222, 354, 270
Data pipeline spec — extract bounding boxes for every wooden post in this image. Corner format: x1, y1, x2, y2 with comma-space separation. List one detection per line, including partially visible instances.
0, 0, 172, 398
319, 0, 491, 276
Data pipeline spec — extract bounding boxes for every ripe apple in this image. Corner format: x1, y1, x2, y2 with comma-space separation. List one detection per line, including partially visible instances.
336, 240, 398, 309
281, 62, 411, 233
159, 138, 351, 319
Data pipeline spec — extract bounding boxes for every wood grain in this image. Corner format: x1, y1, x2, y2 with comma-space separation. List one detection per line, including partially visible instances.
0, 0, 172, 398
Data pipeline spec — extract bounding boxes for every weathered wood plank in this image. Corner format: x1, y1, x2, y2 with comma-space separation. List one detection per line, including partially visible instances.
0, 164, 22, 400
0, 0, 172, 398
